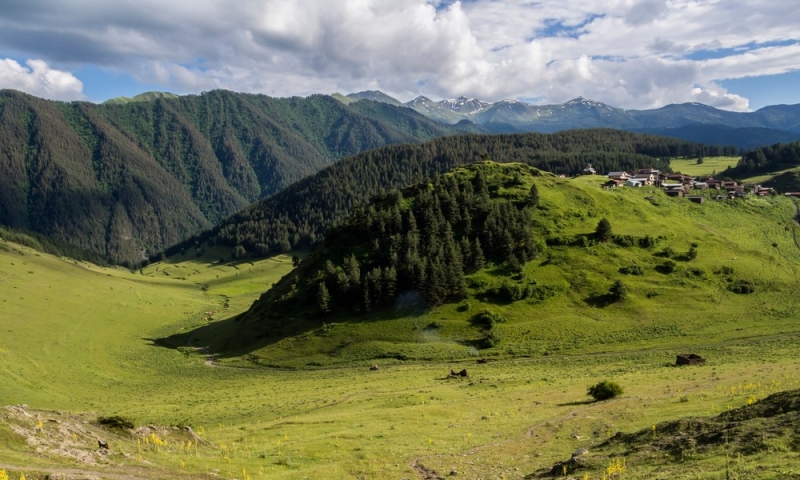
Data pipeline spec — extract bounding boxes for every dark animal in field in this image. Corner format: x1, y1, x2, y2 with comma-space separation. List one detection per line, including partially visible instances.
477, 358, 488, 364
449, 368, 469, 377
676, 353, 706, 366
98, 440, 109, 449
369, 365, 379, 371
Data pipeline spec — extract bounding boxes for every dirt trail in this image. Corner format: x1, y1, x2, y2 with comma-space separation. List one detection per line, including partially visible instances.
185, 334, 246, 370
186, 334, 217, 367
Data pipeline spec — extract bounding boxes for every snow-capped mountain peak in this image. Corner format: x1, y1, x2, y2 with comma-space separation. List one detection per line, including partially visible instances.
438, 96, 491, 114
564, 96, 611, 109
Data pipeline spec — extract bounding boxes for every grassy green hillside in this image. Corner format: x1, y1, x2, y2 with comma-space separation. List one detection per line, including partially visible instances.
0, 89, 456, 265
669, 155, 739, 177
2, 220, 800, 478
200, 162, 800, 369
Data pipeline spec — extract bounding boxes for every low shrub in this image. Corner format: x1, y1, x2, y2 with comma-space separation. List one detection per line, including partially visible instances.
638, 235, 659, 248
715, 266, 735, 278
472, 310, 506, 330
728, 279, 756, 294
687, 267, 706, 278
659, 260, 678, 273
619, 264, 645, 275
480, 330, 502, 349
587, 380, 624, 401
655, 247, 675, 258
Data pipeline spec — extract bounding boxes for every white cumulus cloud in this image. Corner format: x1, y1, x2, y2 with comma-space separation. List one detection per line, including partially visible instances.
0, 58, 85, 100
0, 0, 798, 110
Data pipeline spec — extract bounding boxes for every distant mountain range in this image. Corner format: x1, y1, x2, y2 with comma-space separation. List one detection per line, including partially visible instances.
337, 91, 800, 149
3, 86, 799, 266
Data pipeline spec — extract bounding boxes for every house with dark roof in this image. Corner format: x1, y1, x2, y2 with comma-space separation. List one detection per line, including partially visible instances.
607, 171, 629, 180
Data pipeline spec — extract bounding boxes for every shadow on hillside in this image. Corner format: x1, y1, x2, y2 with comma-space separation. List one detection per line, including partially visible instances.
556, 399, 594, 407
155, 254, 263, 270
584, 293, 615, 308
147, 290, 436, 362
150, 243, 299, 271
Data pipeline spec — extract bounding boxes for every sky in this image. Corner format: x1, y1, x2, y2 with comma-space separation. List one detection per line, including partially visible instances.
0, 0, 799, 111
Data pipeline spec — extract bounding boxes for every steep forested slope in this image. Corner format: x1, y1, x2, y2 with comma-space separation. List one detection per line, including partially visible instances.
0, 89, 455, 264
725, 141, 800, 178
178, 129, 710, 257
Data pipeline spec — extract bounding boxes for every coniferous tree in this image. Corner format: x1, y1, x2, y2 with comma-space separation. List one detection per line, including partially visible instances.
317, 282, 331, 314
609, 280, 628, 302
595, 218, 613, 242
382, 266, 397, 305
472, 238, 486, 270
528, 183, 540, 208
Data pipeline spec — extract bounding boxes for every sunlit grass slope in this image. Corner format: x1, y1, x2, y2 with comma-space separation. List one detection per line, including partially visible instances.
224, 162, 800, 368
1, 217, 800, 478
669, 155, 740, 177
0, 239, 293, 414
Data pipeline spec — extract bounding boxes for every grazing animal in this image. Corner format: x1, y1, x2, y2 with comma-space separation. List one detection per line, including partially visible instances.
449, 368, 469, 377
369, 365, 379, 371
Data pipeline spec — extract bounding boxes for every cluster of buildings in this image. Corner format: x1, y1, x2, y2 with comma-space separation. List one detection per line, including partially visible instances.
580, 165, 773, 201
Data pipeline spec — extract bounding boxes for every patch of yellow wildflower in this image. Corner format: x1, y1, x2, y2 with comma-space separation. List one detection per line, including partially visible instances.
602, 457, 626, 479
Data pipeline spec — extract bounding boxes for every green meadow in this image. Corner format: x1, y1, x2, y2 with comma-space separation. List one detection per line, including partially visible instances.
669, 156, 740, 177
2, 168, 800, 479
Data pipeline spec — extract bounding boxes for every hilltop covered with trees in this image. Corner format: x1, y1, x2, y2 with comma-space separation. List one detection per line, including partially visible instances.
251, 163, 542, 320
175, 129, 713, 261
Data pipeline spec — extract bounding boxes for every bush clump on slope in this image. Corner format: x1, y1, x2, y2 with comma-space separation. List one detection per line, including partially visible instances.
588, 380, 624, 401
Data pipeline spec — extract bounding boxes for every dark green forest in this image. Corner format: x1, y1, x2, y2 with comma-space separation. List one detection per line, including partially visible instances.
725, 141, 800, 177
242, 162, 543, 325
178, 129, 711, 260
0, 89, 455, 265
723, 140, 800, 192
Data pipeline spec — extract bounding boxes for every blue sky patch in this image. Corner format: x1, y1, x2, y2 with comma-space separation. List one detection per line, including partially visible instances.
76, 66, 173, 102
532, 14, 604, 40
685, 39, 799, 61
720, 70, 800, 110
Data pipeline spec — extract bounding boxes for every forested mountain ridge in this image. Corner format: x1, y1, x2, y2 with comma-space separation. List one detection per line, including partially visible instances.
172, 129, 723, 259
634, 125, 800, 151
0, 89, 457, 265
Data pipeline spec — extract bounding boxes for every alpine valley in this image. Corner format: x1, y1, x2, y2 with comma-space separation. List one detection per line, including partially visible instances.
2, 87, 800, 480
